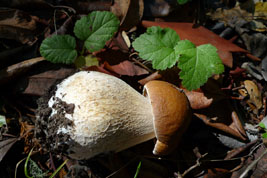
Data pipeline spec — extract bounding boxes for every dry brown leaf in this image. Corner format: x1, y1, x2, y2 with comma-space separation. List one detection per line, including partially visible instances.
141, 21, 250, 68
111, 0, 144, 31
103, 60, 149, 76
183, 89, 213, 110
0, 137, 18, 162
243, 80, 262, 110
20, 67, 76, 96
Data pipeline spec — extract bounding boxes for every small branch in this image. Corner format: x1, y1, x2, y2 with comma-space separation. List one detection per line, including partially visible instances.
181, 153, 208, 177
240, 148, 267, 178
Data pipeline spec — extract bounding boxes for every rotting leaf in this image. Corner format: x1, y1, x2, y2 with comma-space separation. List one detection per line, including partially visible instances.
74, 55, 99, 68
0, 9, 39, 44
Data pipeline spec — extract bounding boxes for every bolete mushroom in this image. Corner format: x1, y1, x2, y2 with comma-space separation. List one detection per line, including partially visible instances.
35, 71, 191, 160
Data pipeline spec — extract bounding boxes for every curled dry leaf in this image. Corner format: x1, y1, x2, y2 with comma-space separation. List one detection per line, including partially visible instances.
183, 89, 213, 109
111, 0, 144, 31
238, 80, 262, 113
138, 71, 162, 85
244, 80, 262, 110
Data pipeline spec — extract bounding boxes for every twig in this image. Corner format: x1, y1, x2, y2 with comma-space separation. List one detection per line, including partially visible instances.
239, 148, 267, 178
181, 153, 208, 177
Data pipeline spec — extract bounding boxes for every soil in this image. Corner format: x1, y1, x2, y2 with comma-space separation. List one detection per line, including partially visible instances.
34, 82, 75, 156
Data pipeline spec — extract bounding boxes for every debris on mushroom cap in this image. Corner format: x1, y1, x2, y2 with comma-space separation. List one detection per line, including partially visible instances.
38, 71, 155, 160
143, 81, 192, 156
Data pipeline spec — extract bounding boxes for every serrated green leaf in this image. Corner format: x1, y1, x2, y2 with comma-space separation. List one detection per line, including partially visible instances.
40, 35, 77, 64
177, 41, 224, 90
132, 26, 180, 70
74, 16, 92, 41
74, 11, 120, 52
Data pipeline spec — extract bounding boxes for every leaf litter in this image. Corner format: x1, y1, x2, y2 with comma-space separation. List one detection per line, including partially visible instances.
0, 0, 266, 178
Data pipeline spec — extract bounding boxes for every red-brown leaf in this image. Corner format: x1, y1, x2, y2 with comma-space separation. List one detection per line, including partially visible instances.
103, 60, 149, 76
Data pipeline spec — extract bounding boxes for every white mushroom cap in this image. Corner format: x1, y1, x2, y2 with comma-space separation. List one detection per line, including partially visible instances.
48, 71, 155, 159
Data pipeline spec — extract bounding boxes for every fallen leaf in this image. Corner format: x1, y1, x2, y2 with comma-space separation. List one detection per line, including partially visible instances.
109, 31, 130, 53
0, 9, 40, 44
103, 60, 149, 76
138, 71, 162, 85
111, 0, 144, 31
241, 80, 262, 112
255, 2, 267, 20
16, 66, 75, 96
0, 137, 18, 162
208, 6, 253, 24
141, 21, 250, 68
183, 89, 213, 109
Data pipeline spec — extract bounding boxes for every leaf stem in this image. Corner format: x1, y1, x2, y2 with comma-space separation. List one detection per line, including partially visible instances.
80, 44, 86, 56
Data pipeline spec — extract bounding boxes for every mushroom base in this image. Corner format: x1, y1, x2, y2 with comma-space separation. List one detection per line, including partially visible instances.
35, 90, 75, 157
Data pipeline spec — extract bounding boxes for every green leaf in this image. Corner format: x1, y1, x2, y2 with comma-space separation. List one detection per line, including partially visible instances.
134, 161, 142, 178
40, 35, 77, 64
132, 26, 180, 70
259, 122, 266, 129
74, 16, 92, 41
74, 11, 120, 52
0, 115, 6, 128
177, 0, 189, 5
177, 41, 224, 90
262, 132, 267, 139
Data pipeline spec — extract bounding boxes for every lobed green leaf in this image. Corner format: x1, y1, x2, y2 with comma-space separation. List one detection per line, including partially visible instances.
40, 35, 77, 64
132, 26, 180, 70
74, 11, 120, 52
177, 41, 224, 90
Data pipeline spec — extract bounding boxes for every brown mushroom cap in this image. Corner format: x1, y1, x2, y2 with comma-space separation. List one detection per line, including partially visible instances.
143, 81, 192, 155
